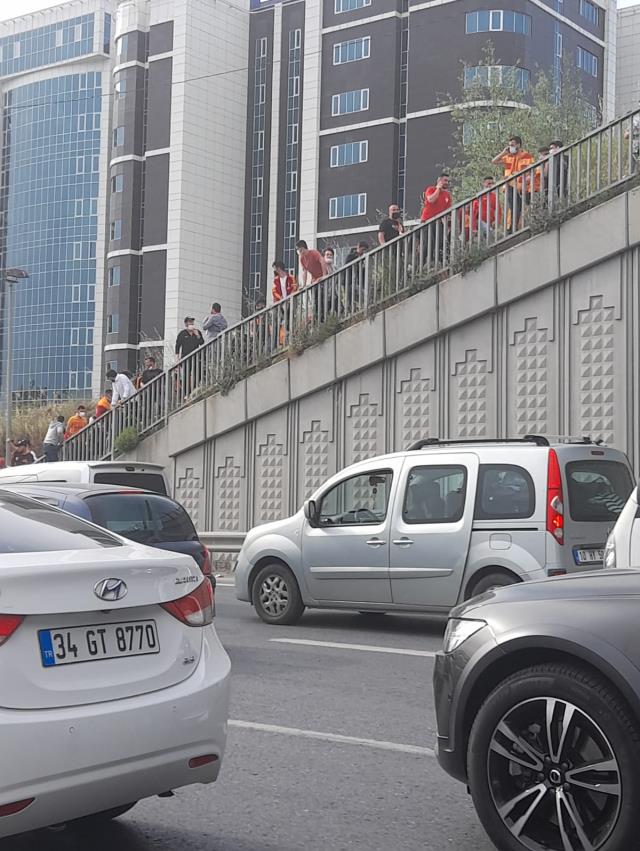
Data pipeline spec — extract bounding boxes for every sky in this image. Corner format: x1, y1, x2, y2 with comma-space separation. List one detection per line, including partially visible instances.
0, 0, 638, 19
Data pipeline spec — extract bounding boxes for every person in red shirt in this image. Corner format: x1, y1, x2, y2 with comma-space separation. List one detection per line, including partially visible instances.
420, 173, 452, 265
295, 240, 327, 287
272, 260, 298, 302
471, 176, 502, 241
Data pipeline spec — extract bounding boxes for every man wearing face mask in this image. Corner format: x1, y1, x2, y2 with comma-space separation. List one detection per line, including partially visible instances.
492, 135, 534, 231
175, 316, 204, 360
378, 204, 405, 246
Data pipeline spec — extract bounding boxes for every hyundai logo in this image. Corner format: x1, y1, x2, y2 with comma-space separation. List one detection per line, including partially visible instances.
94, 578, 128, 602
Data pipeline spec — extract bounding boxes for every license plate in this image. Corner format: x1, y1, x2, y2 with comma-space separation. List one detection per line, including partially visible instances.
38, 620, 160, 667
574, 548, 604, 564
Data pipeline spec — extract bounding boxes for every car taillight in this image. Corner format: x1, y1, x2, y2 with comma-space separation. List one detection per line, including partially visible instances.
161, 580, 214, 626
0, 799, 34, 817
0, 614, 24, 647
547, 449, 564, 545
200, 545, 212, 578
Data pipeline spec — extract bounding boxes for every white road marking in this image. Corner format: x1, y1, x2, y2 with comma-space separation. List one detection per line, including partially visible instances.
269, 638, 437, 658
229, 719, 434, 757
216, 581, 235, 587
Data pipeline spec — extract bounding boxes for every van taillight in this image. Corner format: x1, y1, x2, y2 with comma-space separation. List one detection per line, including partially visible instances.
547, 449, 564, 545
0, 614, 23, 647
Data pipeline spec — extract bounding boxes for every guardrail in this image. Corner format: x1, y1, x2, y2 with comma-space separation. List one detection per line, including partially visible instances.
64, 108, 640, 463
198, 531, 245, 554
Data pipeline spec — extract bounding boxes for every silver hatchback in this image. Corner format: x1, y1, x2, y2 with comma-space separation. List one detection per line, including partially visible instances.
235, 437, 633, 624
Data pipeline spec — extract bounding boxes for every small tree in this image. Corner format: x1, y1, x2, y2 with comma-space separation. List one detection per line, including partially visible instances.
442, 46, 599, 197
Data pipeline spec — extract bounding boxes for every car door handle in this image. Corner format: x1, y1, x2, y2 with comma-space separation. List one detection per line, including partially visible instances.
392, 538, 414, 546
366, 538, 386, 547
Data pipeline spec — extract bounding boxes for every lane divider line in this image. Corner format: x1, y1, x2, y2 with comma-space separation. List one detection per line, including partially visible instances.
269, 637, 437, 658
228, 719, 435, 757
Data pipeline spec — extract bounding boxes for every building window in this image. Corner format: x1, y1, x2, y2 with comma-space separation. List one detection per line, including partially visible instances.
107, 360, 118, 373
72, 285, 81, 303
71, 328, 80, 346
73, 242, 83, 260
14, 40, 21, 59
86, 328, 94, 346
110, 219, 122, 240
115, 75, 126, 96
107, 314, 119, 334
111, 173, 124, 193
579, 0, 599, 25
335, 0, 371, 11
329, 193, 367, 219
330, 140, 369, 167
55, 29, 64, 48
113, 126, 124, 147
117, 33, 128, 57
69, 372, 78, 390
104, 13, 112, 54
109, 265, 121, 287
577, 45, 598, 76
333, 36, 370, 65
463, 65, 530, 92
465, 10, 531, 33
249, 36, 269, 306
331, 88, 369, 116
283, 28, 302, 271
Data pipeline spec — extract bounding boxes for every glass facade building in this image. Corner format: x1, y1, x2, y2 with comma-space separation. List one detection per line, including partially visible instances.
0, 8, 112, 402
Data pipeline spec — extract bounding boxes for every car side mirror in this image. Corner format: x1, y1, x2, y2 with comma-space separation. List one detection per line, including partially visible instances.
304, 499, 319, 527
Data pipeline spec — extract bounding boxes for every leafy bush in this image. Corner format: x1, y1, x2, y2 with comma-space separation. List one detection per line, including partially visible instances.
114, 426, 139, 455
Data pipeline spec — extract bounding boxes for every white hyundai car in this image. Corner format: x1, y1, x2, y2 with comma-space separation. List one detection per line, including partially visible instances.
0, 490, 230, 839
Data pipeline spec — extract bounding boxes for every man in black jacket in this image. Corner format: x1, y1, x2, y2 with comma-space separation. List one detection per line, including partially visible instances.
175, 316, 204, 395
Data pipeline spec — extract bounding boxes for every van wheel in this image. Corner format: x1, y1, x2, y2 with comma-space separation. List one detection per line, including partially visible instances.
466, 571, 518, 600
252, 563, 305, 625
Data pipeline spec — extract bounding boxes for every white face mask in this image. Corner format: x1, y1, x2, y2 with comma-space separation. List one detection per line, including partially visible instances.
509, 145, 518, 155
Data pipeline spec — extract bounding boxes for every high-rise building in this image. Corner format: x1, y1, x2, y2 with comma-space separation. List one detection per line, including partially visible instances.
616, 6, 640, 116
105, 0, 249, 375
0, 0, 115, 402
243, 0, 616, 302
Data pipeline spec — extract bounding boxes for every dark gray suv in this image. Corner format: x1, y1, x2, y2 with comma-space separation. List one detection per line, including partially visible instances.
434, 570, 640, 851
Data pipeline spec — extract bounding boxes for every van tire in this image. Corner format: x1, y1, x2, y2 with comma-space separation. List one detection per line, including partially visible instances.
465, 570, 519, 600
252, 563, 305, 625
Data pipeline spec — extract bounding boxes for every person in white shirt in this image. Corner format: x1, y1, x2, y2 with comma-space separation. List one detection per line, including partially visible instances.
106, 369, 136, 406
42, 415, 65, 462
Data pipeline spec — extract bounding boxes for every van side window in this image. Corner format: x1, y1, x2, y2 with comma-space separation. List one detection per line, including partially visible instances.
474, 464, 535, 520
402, 466, 467, 524
318, 470, 393, 526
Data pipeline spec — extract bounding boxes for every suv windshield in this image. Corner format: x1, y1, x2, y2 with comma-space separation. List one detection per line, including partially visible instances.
0, 492, 121, 553
86, 493, 197, 545
566, 460, 633, 523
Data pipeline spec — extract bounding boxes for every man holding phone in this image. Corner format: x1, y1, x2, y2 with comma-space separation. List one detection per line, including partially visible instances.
492, 135, 534, 231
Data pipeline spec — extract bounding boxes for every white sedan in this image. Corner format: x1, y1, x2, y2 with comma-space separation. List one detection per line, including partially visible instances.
0, 490, 230, 839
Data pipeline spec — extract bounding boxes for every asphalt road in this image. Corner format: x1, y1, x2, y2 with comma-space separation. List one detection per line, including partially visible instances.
2, 584, 496, 851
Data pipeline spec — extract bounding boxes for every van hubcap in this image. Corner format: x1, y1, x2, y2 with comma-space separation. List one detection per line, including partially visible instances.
487, 697, 621, 850
259, 575, 289, 616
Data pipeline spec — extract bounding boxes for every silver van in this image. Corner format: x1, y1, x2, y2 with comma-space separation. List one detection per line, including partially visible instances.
235, 437, 633, 624
0, 461, 169, 495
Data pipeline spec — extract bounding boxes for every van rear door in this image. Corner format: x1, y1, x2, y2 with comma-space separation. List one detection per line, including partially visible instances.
562, 449, 633, 570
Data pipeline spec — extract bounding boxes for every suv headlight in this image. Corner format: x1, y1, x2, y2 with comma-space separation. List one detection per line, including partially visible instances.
604, 536, 616, 569
443, 618, 486, 654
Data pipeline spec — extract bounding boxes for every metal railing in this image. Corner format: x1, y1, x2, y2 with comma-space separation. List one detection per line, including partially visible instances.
64, 108, 640, 463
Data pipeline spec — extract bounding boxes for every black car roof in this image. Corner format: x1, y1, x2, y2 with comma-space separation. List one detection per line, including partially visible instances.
0, 482, 171, 501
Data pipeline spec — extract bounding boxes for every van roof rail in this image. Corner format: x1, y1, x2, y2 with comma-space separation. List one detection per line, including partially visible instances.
408, 435, 550, 451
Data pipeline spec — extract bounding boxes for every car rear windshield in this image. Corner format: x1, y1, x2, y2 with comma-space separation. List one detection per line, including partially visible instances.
93, 471, 167, 494
0, 492, 122, 553
566, 460, 633, 523
86, 493, 197, 545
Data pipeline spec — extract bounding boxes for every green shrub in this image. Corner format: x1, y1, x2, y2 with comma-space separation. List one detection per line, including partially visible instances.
114, 426, 139, 455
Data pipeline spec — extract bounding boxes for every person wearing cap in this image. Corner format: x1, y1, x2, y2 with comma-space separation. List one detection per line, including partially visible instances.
11, 438, 37, 467
175, 316, 204, 360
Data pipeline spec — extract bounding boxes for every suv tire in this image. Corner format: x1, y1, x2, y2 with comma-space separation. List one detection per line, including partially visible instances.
252, 563, 305, 625
467, 663, 640, 851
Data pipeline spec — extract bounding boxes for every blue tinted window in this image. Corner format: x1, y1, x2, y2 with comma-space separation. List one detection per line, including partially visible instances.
0, 15, 95, 79
0, 72, 102, 399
